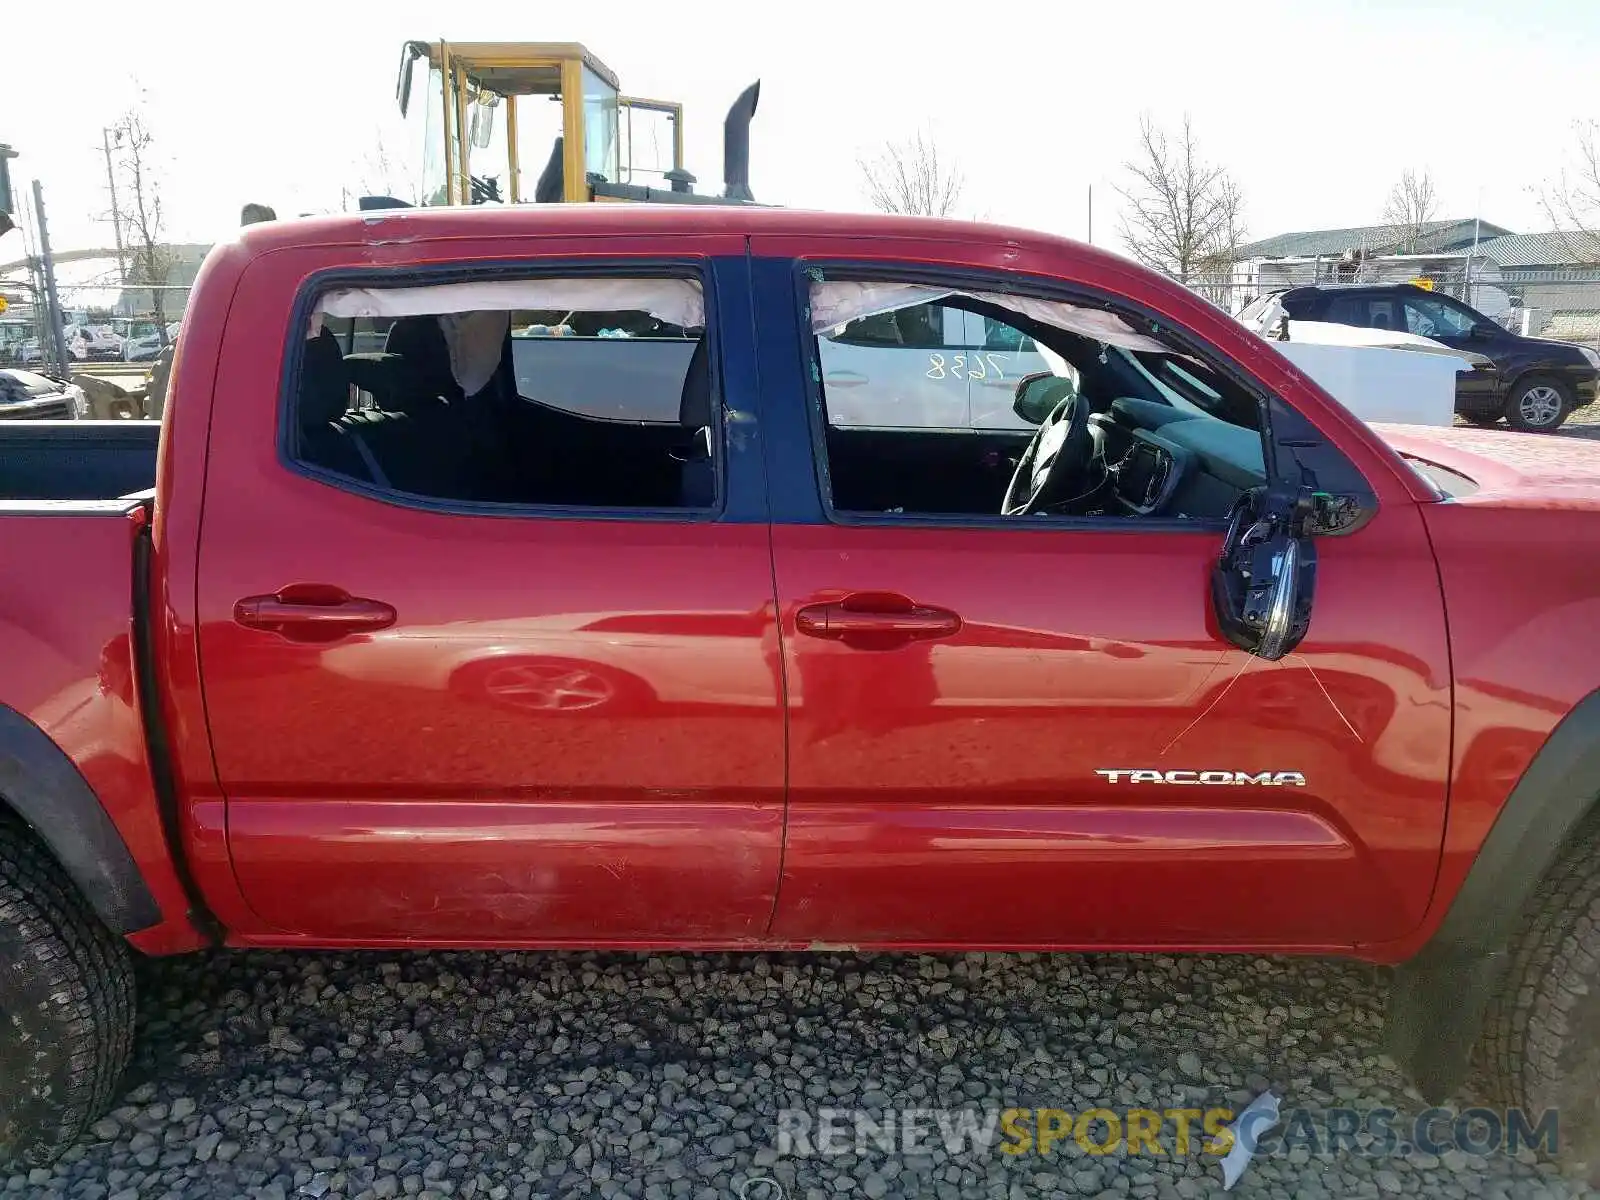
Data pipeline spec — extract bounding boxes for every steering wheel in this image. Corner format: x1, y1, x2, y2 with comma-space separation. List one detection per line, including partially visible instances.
1001, 392, 1095, 516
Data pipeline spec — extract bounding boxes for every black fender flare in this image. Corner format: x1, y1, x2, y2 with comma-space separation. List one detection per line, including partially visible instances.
1385, 686, 1600, 1099
0, 703, 162, 936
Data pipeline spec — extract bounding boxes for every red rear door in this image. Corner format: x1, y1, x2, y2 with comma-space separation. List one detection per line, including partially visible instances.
195, 238, 784, 944
748, 244, 1451, 952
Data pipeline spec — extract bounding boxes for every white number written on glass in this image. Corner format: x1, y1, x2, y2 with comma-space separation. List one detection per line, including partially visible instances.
928, 353, 1007, 381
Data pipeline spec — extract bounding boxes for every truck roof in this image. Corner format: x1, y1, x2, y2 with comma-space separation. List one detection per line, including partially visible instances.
227, 204, 1112, 266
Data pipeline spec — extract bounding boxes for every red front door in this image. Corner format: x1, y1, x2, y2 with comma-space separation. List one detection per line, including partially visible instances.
749, 242, 1451, 953
768, 515, 1450, 950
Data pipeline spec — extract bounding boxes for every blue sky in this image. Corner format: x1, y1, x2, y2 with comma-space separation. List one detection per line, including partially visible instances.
3, 0, 1599, 256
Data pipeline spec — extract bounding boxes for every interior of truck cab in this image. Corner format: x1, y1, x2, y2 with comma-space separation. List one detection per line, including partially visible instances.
287, 274, 1270, 525
811, 287, 1268, 524
293, 276, 716, 510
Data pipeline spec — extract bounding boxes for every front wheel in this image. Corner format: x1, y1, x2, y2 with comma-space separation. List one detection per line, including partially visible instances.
1481, 813, 1600, 1176
1504, 375, 1573, 433
0, 815, 135, 1169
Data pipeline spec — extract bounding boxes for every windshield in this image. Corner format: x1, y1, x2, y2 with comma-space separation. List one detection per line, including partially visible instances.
582, 66, 619, 183
419, 65, 447, 205
619, 101, 678, 187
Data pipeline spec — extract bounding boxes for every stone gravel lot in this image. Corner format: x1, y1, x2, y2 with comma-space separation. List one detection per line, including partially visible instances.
6, 950, 1595, 1199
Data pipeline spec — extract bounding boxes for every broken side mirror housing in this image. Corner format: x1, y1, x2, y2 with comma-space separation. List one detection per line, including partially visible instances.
1013, 372, 1076, 426
1211, 488, 1317, 661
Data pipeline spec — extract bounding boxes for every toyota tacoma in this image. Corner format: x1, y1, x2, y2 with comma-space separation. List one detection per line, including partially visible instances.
1, 206, 1598, 1168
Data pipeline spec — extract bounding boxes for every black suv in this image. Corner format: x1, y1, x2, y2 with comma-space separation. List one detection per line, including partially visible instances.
1243, 283, 1600, 432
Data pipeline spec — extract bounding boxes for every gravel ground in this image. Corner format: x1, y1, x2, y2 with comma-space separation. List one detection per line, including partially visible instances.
1564, 396, 1600, 432
5, 950, 1595, 1199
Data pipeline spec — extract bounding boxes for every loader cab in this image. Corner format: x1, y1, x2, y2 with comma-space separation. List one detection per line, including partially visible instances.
394, 40, 757, 208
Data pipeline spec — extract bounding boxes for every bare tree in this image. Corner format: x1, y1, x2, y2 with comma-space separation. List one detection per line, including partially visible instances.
1116, 115, 1246, 285
1541, 121, 1600, 262
345, 128, 426, 210
107, 108, 174, 347
858, 131, 965, 218
1381, 168, 1440, 253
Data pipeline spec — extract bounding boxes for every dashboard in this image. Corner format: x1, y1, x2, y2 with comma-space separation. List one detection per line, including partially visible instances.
1095, 399, 1266, 520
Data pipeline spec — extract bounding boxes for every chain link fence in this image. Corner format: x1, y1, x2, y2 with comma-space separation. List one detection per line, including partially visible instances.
0, 282, 192, 371
1194, 267, 1600, 350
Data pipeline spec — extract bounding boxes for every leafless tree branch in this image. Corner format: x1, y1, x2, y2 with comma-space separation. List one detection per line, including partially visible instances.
1115, 115, 1246, 286
1540, 121, 1600, 264
346, 127, 426, 210
858, 131, 965, 218
108, 106, 174, 346
1380, 168, 1439, 253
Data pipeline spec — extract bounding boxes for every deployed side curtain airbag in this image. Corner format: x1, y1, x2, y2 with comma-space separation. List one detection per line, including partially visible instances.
810, 282, 955, 333
317, 278, 705, 327
312, 277, 706, 399
438, 311, 511, 396
809, 280, 1169, 353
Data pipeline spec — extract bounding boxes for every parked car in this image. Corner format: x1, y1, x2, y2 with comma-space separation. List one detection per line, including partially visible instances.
15, 328, 91, 367
0, 368, 85, 419
71, 324, 124, 362
1241, 282, 1600, 432
3, 207, 1600, 1172
121, 322, 179, 363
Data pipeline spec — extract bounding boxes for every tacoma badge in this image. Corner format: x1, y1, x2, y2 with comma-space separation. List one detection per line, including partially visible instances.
1095, 770, 1308, 786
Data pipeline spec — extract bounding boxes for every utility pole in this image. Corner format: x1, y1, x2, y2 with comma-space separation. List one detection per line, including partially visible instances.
0, 144, 17, 239
31, 180, 71, 380
101, 126, 127, 283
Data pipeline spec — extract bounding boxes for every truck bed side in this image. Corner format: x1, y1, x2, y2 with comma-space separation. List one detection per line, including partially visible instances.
0, 422, 160, 502
0, 501, 197, 951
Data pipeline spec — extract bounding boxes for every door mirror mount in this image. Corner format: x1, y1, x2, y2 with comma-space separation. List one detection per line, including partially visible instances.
1210, 489, 1318, 661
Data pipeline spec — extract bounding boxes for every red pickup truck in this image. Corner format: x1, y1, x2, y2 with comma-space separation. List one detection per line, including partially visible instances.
3, 205, 1599, 1169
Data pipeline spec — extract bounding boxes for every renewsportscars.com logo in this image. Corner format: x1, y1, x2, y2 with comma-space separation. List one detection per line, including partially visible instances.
770, 1105, 1560, 1160
1095, 770, 1309, 786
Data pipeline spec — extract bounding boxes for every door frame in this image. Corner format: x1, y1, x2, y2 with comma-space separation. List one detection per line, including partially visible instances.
750, 252, 1393, 536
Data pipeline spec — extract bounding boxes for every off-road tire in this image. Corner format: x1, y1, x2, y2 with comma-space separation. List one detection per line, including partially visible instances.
1503, 375, 1573, 433
1482, 811, 1600, 1174
0, 813, 135, 1169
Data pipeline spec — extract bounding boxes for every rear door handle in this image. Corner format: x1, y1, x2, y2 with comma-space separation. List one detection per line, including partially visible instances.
234, 584, 396, 642
796, 593, 961, 643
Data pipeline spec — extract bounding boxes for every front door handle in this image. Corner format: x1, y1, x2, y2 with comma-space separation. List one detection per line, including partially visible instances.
234, 584, 396, 642
796, 593, 962, 642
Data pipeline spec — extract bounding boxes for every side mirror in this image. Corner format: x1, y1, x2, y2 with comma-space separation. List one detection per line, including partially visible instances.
1210, 489, 1317, 661
469, 94, 500, 150
1013, 372, 1076, 426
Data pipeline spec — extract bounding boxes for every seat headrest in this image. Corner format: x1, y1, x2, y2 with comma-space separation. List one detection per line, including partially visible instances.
298, 330, 351, 430
679, 337, 712, 428
385, 316, 461, 398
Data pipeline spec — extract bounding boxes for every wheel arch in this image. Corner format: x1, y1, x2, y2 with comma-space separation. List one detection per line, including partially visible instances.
0, 703, 162, 937
1502, 368, 1573, 402
1386, 685, 1600, 1099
